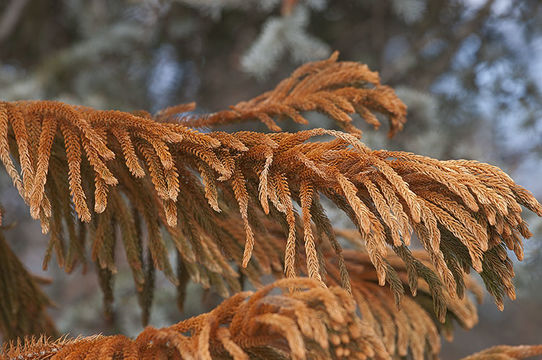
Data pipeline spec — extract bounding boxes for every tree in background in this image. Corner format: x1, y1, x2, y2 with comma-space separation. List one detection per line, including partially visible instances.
1, 1, 542, 359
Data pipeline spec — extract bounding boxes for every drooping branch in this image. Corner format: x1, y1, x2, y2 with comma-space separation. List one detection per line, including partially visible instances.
0, 96, 540, 321
0, 56, 540, 329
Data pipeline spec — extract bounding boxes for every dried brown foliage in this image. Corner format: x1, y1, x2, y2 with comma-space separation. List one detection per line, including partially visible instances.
0, 54, 541, 359
461, 345, 542, 360
183, 51, 407, 137
249, 242, 482, 360
323, 247, 482, 359
0, 278, 390, 360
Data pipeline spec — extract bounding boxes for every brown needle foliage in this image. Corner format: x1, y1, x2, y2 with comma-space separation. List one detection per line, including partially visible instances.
275, 233, 481, 360
461, 345, 542, 360
182, 51, 407, 137
0, 54, 541, 358
0, 278, 390, 360
323, 248, 482, 360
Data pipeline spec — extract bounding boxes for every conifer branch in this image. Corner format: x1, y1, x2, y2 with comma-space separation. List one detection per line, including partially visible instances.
462, 345, 542, 360
181, 52, 407, 137
0, 56, 540, 339
0, 278, 391, 360
293, 244, 482, 359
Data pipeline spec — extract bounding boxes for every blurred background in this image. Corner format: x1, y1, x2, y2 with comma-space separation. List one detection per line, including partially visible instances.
1, 0, 542, 358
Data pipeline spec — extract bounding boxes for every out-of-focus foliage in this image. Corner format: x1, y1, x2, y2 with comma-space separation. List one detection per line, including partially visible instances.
0, 228, 57, 342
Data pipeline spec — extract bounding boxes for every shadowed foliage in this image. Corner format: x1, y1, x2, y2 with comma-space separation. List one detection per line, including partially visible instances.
0, 228, 57, 342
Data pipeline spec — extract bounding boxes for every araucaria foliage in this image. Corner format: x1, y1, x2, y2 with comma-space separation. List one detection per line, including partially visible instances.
1, 53, 541, 359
